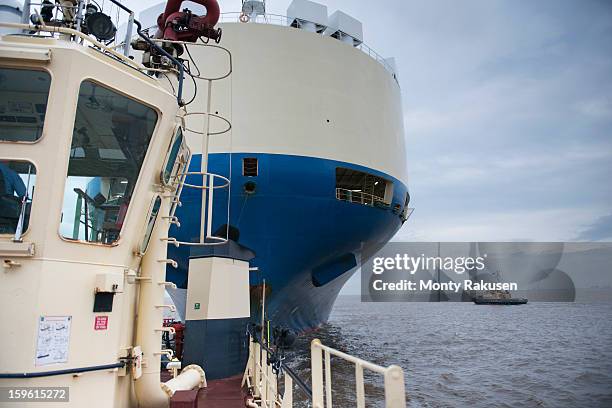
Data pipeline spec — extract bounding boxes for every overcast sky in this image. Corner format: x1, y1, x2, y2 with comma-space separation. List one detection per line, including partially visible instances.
388, 0, 612, 242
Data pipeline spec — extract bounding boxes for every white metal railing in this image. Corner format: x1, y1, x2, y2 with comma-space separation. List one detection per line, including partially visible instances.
20, 0, 135, 57
20, 4, 396, 79
0, 21, 142, 69
242, 336, 282, 408
311, 339, 406, 408
336, 188, 387, 207
242, 335, 406, 408
218, 12, 398, 81
168, 172, 231, 247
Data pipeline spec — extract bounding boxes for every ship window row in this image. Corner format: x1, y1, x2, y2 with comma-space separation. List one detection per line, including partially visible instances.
335, 167, 393, 207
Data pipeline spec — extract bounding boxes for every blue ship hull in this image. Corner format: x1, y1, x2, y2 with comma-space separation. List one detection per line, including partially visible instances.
167, 153, 408, 331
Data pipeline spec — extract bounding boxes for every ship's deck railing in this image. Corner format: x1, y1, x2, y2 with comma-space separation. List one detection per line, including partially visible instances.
18, 0, 136, 57
242, 334, 406, 408
311, 339, 406, 408
335, 188, 387, 207
218, 12, 398, 81
242, 336, 283, 408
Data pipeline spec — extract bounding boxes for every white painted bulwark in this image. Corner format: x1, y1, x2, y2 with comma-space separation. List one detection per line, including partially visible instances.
185, 257, 250, 320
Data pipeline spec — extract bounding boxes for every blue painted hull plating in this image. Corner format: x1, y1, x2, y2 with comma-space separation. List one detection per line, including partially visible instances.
167, 153, 408, 331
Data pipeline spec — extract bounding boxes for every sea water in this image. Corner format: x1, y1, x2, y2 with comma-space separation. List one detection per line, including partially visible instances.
284, 296, 612, 407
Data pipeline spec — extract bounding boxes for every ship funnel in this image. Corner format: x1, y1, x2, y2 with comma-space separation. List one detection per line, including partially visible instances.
287, 0, 328, 33
324, 10, 363, 46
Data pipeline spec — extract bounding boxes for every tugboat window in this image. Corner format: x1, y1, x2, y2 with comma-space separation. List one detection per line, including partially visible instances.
60, 81, 158, 245
139, 196, 162, 254
335, 167, 393, 207
0, 68, 51, 142
0, 160, 36, 235
162, 127, 184, 186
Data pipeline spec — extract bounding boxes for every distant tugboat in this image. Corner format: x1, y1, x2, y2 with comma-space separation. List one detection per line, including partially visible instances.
473, 291, 528, 305
473, 270, 528, 305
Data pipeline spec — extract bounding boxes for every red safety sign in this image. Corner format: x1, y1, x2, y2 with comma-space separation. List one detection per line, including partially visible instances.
94, 316, 109, 330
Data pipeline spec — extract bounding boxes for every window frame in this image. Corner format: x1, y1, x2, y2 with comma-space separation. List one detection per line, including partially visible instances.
169, 144, 191, 218
0, 66, 53, 145
58, 78, 161, 247
160, 126, 187, 187
0, 159, 38, 237
137, 195, 163, 255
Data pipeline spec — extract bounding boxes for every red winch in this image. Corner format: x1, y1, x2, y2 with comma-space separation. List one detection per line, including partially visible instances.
156, 0, 222, 43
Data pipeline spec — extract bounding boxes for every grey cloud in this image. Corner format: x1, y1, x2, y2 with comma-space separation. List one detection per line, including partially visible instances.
575, 214, 612, 241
